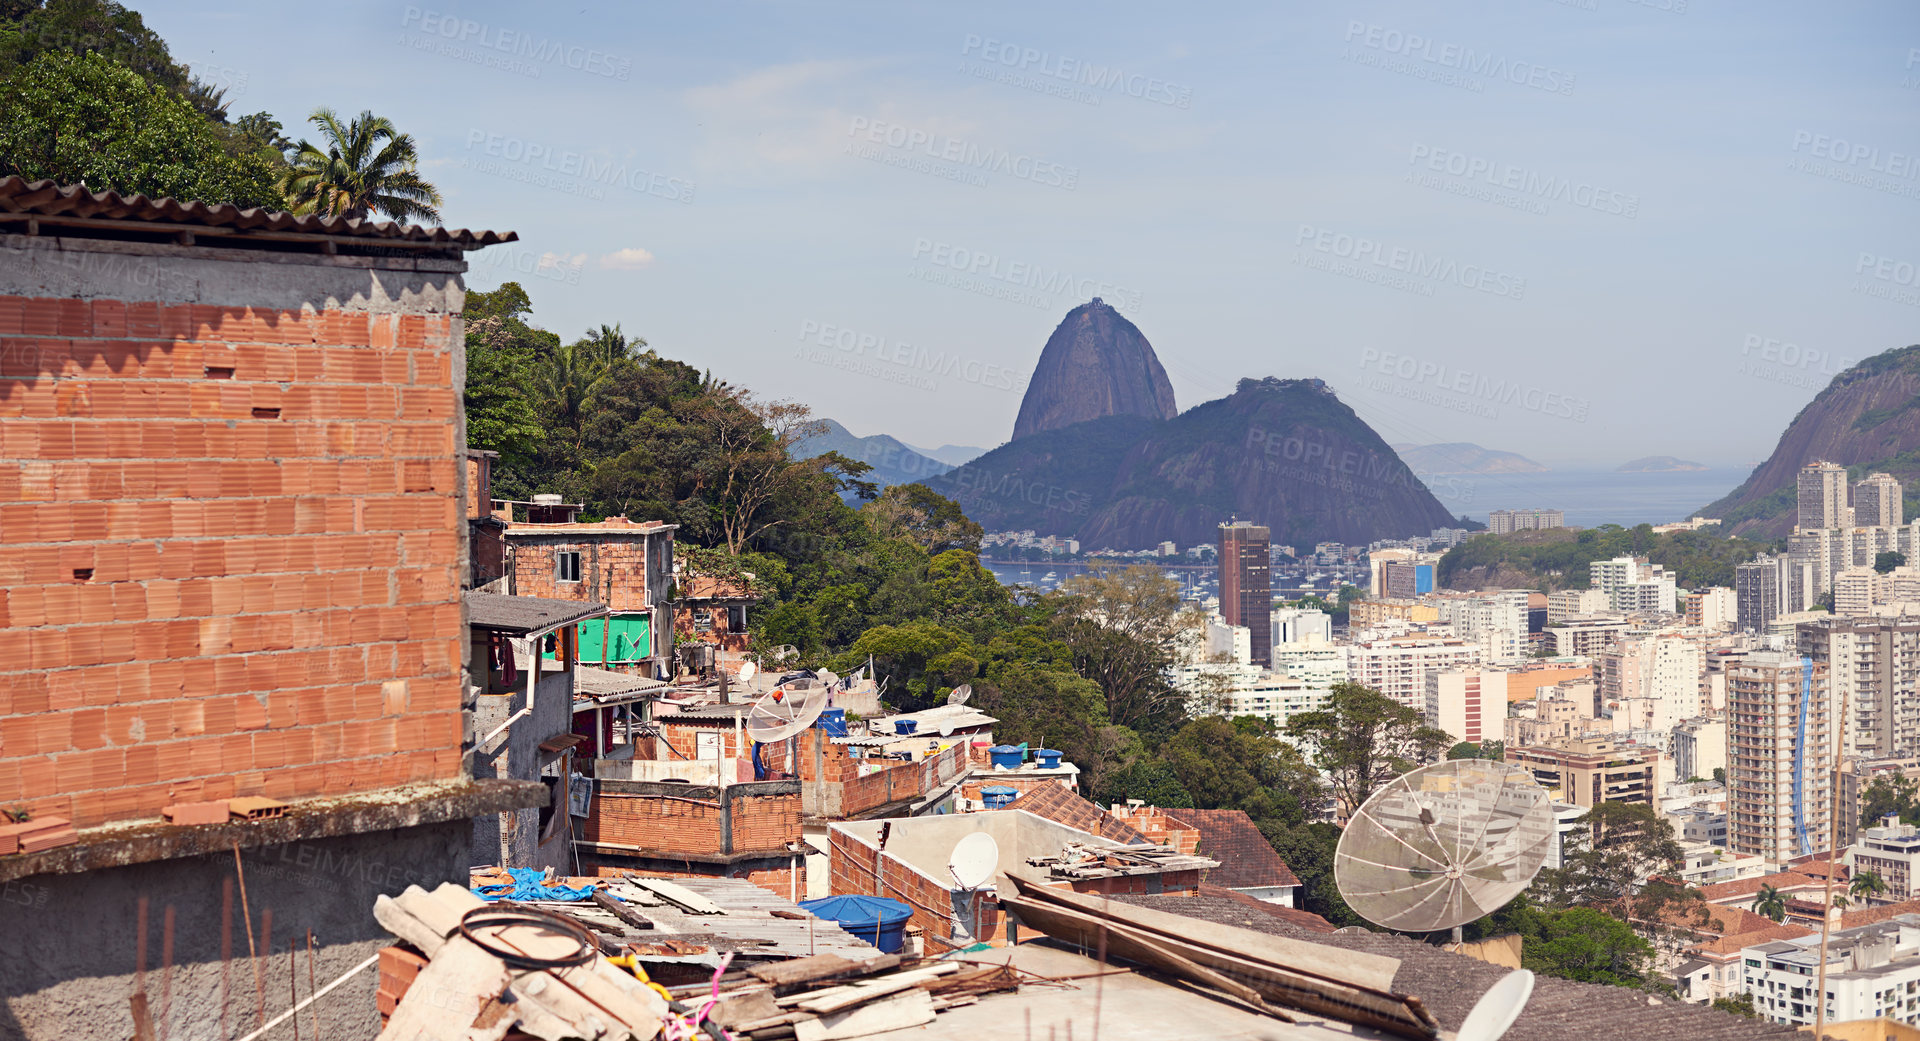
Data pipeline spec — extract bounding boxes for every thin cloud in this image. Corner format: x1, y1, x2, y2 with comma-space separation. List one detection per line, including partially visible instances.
599, 247, 656, 269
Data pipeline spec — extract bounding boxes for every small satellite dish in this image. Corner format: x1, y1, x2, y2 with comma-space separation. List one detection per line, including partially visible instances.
948, 832, 999, 890
1334, 759, 1554, 934
938, 720, 955, 738
946, 684, 973, 707
739, 661, 757, 683
773, 644, 799, 662
817, 670, 839, 690
745, 680, 829, 744
1457, 969, 1535, 1041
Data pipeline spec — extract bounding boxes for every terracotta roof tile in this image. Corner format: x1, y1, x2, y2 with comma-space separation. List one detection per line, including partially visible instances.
0, 176, 513, 249
999, 785, 1148, 844
1163, 808, 1301, 890
1842, 897, 1920, 929
1696, 870, 1820, 903
1688, 922, 1816, 957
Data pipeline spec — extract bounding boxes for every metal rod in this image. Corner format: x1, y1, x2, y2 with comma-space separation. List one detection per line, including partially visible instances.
231, 953, 378, 1041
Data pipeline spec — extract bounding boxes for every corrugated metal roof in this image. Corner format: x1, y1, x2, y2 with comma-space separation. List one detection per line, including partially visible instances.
0, 177, 515, 251
465, 591, 607, 634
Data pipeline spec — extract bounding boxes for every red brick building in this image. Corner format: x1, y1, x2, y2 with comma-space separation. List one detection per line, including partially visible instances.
500, 500, 676, 678
0, 179, 540, 1041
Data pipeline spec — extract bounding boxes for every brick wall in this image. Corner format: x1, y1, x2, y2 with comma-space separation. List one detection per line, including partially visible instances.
0, 296, 467, 826
583, 779, 800, 857
508, 526, 658, 613
826, 828, 1000, 950
1111, 806, 1202, 854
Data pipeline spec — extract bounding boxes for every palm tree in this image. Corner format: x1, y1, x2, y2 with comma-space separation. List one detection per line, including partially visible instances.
1752, 884, 1787, 923
531, 341, 611, 445
284, 108, 442, 222
1851, 870, 1888, 906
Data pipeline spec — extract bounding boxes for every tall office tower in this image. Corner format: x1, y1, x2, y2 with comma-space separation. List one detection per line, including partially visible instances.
1219, 520, 1273, 667
1727, 651, 1832, 863
1856, 472, 1906, 528
1737, 553, 1809, 631
1797, 616, 1920, 760
1798, 460, 1851, 530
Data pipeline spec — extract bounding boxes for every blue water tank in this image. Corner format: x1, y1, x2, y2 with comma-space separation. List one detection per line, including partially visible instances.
980, 785, 1019, 809
895, 719, 918, 735
816, 708, 848, 737
1034, 748, 1063, 769
988, 744, 1023, 769
799, 895, 913, 953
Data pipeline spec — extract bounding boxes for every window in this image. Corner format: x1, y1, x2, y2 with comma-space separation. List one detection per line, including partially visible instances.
557, 551, 582, 583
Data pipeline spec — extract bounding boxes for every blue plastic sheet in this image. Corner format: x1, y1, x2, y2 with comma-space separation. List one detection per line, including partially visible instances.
473, 867, 596, 903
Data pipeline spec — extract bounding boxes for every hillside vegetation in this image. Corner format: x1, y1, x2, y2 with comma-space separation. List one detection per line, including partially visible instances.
1438, 525, 1781, 592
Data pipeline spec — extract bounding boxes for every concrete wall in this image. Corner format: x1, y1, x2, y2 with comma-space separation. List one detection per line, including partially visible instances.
0, 819, 468, 1041
0, 235, 471, 827
469, 657, 572, 872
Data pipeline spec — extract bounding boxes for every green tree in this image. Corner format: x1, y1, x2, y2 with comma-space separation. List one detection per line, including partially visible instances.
1446, 740, 1505, 761
1711, 994, 1759, 1019
0, 50, 281, 206
1538, 802, 1682, 910
1751, 884, 1786, 924
1525, 907, 1661, 990
1259, 821, 1362, 927
862, 483, 983, 554
1160, 716, 1319, 824
1048, 566, 1201, 733
284, 107, 441, 221
1285, 682, 1451, 814
1096, 758, 1192, 809
1851, 869, 1888, 906
1861, 772, 1920, 827
1877, 551, 1906, 574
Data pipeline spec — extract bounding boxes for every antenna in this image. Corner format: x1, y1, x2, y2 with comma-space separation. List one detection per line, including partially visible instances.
745, 679, 830, 744
1334, 759, 1554, 935
946, 832, 1000, 943
946, 683, 973, 707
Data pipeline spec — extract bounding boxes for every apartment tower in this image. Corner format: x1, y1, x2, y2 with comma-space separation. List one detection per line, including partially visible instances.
1728, 652, 1832, 864
1219, 520, 1273, 667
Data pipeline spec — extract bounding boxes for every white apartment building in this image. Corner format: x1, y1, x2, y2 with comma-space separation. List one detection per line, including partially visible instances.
1728, 651, 1832, 863
1799, 460, 1852, 530
1205, 616, 1252, 666
1590, 556, 1678, 615
1742, 917, 1920, 1028
1173, 662, 1336, 729
1271, 606, 1334, 647
1546, 617, 1630, 658
1424, 669, 1507, 746
1435, 590, 1530, 665
1684, 587, 1738, 631
1547, 588, 1611, 624
1346, 635, 1482, 710
1836, 567, 1881, 616
1269, 636, 1350, 688
1597, 632, 1706, 734
1851, 818, 1920, 903
1858, 472, 1906, 528
1673, 717, 1728, 782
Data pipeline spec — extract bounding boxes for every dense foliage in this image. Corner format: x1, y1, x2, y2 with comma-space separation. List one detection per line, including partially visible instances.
1436, 523, 1779, 591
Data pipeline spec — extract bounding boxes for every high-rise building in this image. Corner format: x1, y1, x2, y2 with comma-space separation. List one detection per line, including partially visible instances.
1505, 735, 1662, 809
1435, 590, 1530, 664
1683, 587, 1739, 631
1271, 606, 1333, 646
1488, 508, 1566, 535
1596, 633, 1705, 733
1797, 616, 1920, 760
1738, 553, 1810, 632
1799, 460, 1851, 530
1672, 717, 1728, 782
1727, 652, 1832, 863
1547, 588, 1612, 624
1424, 669, 1507, 745
1219, 520, 1273, 666
1346, 635, 1482, 710
1589, 557, 1677, 614
1856, 472, 1906, 528
1834, 567, 1880, 617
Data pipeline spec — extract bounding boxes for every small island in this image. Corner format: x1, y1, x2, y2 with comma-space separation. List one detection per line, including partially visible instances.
1618, 455, 1709, 472
1391, 442, 1549, 474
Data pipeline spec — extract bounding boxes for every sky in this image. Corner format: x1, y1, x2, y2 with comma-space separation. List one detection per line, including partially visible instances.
146, 0, 1920, 470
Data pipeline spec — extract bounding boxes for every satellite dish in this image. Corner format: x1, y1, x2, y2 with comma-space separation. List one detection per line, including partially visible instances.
1457, 969, 1535, 1041
745, 680, 829, 744
1334, 759, 1554, 934
739, 661, 757, 683
948, 832, 999, 890
817, 670, 839, 690
938, 720, 955, 738
773, 644, 799, 662
946, 684, 973, 707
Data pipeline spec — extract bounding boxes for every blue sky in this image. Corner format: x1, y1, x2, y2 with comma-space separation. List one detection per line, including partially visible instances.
148, 0, 1919, 468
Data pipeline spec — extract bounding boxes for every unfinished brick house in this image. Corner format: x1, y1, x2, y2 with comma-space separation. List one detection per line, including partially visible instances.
674, 574, 755, 653
0, 179, 542, 1041
499, 496, 676, 679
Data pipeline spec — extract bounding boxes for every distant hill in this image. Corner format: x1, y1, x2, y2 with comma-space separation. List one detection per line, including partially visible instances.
1012, 299, 1177, 440
923, 377, 1456, 549
1700, 345, 1920, 537
1618, 456, 1707, 473
795, 419, 951, 502
1389, 442, 1548, 474
907, 443, 988, 467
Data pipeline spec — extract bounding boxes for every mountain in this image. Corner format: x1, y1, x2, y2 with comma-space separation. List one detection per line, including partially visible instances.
1618, 456, 1707, 473
1011, 299, 1177, 441
796, 419, 952, 502
1700, 345, 1920, 537
924, 377, 1458, 549
1389, 442, 1549, 474
906, 443, 988, 467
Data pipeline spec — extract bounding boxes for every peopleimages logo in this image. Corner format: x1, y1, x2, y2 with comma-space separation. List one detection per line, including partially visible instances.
958, 34, 1193, 108
1407, 144, 1638, 218
1855, 252, 1920, 308
847, 118, 1079, 190
1790, 131, 1920, 179
1357, 348, 1588, 422
909, 239, 1146, 313
463, 130, 695, 204
795, 319, 1025, 392
1342, 22, 1575, 96
400, 7, 631, 79
1295, 225, 1527, 300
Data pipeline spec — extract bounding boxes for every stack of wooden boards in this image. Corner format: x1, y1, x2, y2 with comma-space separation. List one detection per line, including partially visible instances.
0, 815, 76, 854
678, 952, 1022, 1041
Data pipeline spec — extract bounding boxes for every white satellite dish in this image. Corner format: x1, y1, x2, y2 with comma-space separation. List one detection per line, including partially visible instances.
938, 720, 955, 738
745, 680, 829, 744
817, 669, 839, 690
739, 660, 758, 683
946, 684, 973, 707
948, 832, 1000, 890
1334, 759, 1554, 935
1457, 969, 1535, 1041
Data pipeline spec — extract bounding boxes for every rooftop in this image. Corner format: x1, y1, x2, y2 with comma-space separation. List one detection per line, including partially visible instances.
1166, 808, 1302, 890
0, 176, 514, 255
465, 591, 608, 636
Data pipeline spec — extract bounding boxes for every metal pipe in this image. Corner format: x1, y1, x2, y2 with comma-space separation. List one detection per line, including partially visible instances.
480, 707, 532, 747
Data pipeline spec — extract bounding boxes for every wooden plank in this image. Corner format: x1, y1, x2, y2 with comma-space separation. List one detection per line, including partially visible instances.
627, 877, 727, 914
791, 964, 961, 1014
593, 890, 654, 930
792, 990, 934, 1041
709, 989, 783, 1029
748, 953, 901, 988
